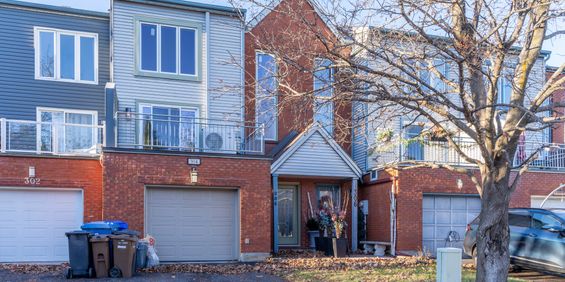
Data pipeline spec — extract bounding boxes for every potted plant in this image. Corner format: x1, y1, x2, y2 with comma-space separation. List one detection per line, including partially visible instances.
306, 218, 320, 250
329, 191, 350, 258
315, 208, 333, 254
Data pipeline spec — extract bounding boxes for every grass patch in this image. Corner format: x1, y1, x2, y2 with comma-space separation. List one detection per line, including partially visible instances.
283, 266, 527, 282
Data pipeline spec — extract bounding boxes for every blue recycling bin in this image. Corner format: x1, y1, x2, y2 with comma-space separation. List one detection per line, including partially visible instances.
81, 221, 128, 235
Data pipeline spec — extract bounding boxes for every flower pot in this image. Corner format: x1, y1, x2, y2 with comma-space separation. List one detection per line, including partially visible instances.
308, 231, 320, 250
314, 236, 326, 252
332, 238, 348, 258
323, 237, 334, 256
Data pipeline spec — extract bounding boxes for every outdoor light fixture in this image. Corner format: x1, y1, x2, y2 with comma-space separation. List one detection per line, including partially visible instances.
456, 178, 463, 190
29, 166, 35, 178
190, 167, 198, 183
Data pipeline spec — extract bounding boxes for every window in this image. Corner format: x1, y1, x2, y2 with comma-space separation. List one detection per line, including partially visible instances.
508, 212, 531, 228
532, 212, 562, 229
37, 108, 98, 153
317, 184, 340, 210
370, 169, 378, 181
498, 76, 512, 110
256, 52, 278, 140
139, 104, 198, 149
419, 59, 449, 92
34, 27, 98, 83
404, 125, 423, 160
314, 58, 335, 135
137, 18, 200, 80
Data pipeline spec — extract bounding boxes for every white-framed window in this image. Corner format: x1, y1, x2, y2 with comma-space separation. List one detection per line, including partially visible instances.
34, 27, 98, 84
370, 169, 378, 181
255, 51, 278, 141
36, 107, 98, 153
137, 19, 199, 79
419, 59, 449, 92
138, 104, 199, 149
314, 58, 335, 135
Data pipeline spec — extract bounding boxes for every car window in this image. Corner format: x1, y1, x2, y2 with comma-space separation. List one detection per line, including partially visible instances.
509, 212, 531, 227
551, 210, 565, 221
531, 212, 561, 229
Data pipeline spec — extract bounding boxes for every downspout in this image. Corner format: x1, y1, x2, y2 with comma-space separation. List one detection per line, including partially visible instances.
109, 0, 114, 83
205, 11, 210, 119
390, 176, 397, 256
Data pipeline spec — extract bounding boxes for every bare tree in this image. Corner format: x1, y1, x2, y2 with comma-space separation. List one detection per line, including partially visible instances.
235, 0, 565, 280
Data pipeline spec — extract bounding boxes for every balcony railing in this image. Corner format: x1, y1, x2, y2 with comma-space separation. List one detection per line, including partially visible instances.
115, 112, 265, 155
374, 138, 565, 170
0, 118, 104, 156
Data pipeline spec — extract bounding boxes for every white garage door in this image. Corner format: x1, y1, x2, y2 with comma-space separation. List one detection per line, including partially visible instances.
0, 188, 83, 262
146, 187, 238, 262
422, 194, 481, 257
531, 196, 565, 209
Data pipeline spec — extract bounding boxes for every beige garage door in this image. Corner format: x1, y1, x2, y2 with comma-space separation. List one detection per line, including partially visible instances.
146, 187, 238, 262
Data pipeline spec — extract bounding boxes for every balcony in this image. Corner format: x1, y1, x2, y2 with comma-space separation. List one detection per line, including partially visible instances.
0, 118, 104, 156
373, 138, 565, 170
114, 112, 265, 155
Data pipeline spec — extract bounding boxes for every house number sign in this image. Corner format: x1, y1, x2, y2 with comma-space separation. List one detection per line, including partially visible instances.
188, 158, 201, 166
24, 177, 41, 185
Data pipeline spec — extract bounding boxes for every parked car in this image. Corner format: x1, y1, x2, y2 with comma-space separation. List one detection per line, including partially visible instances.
464, 208, 565, 275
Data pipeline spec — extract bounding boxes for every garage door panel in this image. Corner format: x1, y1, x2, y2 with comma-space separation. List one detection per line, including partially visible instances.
0, 189, 82, 262
422, 195, 480, 257
146, 188, 238, 261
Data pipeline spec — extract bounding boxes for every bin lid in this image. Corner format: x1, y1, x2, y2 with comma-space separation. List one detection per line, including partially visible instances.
81, 221, 113, 230
112, 229, 140, 237
65, 230, 90, 237
90, 235, 110, 242
109, 234, 138, 242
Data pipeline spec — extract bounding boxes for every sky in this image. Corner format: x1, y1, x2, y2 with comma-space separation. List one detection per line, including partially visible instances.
21, 0, 565, 67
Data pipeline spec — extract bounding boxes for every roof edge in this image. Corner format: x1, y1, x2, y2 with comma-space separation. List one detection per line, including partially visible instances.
119, 0, 245, 16
0, 0, 109, 18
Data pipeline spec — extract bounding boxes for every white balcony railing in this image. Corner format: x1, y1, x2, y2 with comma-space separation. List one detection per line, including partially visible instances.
115, 112, 265, 155
0, 118, 104, 156
373, 138, 565, 170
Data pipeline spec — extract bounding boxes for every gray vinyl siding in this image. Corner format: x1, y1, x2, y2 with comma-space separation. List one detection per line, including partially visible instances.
112, 0, 243, 145
276, 131, 358, 178
0, 4, 109, 122
352, 100, 368, 172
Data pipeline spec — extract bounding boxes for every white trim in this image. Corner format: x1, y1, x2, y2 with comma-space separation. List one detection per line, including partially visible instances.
369, 169, 378, 181
34, 26, 99, 84
255, 51, 278, 141
271, 122, 363, 178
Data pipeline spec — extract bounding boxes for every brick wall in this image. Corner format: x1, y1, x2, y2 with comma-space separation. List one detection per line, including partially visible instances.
102, 151, 272, 254
245, 0, 352, 153
0, 155, 103, 222
361, 167, 565, 253
359, 179, 392, 243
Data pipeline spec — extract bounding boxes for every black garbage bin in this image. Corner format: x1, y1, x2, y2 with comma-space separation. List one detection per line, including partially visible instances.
64, 231, 93, 279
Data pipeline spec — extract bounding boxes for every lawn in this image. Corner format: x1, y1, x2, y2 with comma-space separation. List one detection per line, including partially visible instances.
284, 266, 527, 282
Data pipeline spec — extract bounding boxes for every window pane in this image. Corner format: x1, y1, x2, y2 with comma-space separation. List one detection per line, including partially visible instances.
65, 113, 94, 153
65, 113, 93, 125
39, 31, 55, 78
80, 37, 95, 81
161, 26, 177, 73
141, 23, 157, 71
256, 53, 277, 140
180, 28, 196, 75
314, 58, 334, 135
317, 185, 340, 209
60, 34, 75, 79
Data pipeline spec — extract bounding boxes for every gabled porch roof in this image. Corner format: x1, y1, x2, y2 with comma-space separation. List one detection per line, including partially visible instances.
271, 123, 362, 179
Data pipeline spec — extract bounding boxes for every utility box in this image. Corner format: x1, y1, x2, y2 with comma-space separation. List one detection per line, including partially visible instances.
436, 248, 461, 282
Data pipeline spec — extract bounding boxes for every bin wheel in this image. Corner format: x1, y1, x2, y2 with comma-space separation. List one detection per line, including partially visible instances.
88, 267, 94, 278
109, 267, 122, 278
64, 268, 73, 279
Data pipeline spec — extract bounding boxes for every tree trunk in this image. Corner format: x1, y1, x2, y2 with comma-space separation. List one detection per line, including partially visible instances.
475, 166, 512, 282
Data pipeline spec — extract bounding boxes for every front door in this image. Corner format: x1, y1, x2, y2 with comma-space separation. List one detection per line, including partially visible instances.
278, 185, 299, 246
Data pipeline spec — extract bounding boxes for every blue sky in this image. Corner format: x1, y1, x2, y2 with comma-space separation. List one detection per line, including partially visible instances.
21, 0, 565, 67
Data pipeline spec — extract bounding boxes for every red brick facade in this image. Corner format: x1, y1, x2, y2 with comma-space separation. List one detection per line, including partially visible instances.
0, 155, 103, 222
360, 167, 565, 253
102, 151, 273, 254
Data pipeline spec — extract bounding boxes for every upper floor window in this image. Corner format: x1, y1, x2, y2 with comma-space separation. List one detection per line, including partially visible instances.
136, 17, 200, 80
314, 58, 334, 135
38, 107, 98, 154
419, 59, 449, 92
34, 27, 98, 84
256, 52, 277, 140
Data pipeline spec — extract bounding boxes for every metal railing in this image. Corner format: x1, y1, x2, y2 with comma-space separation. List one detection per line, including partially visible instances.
115, 112, 265, 155
373, 138, 565, 170
0, 118, 104, 156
